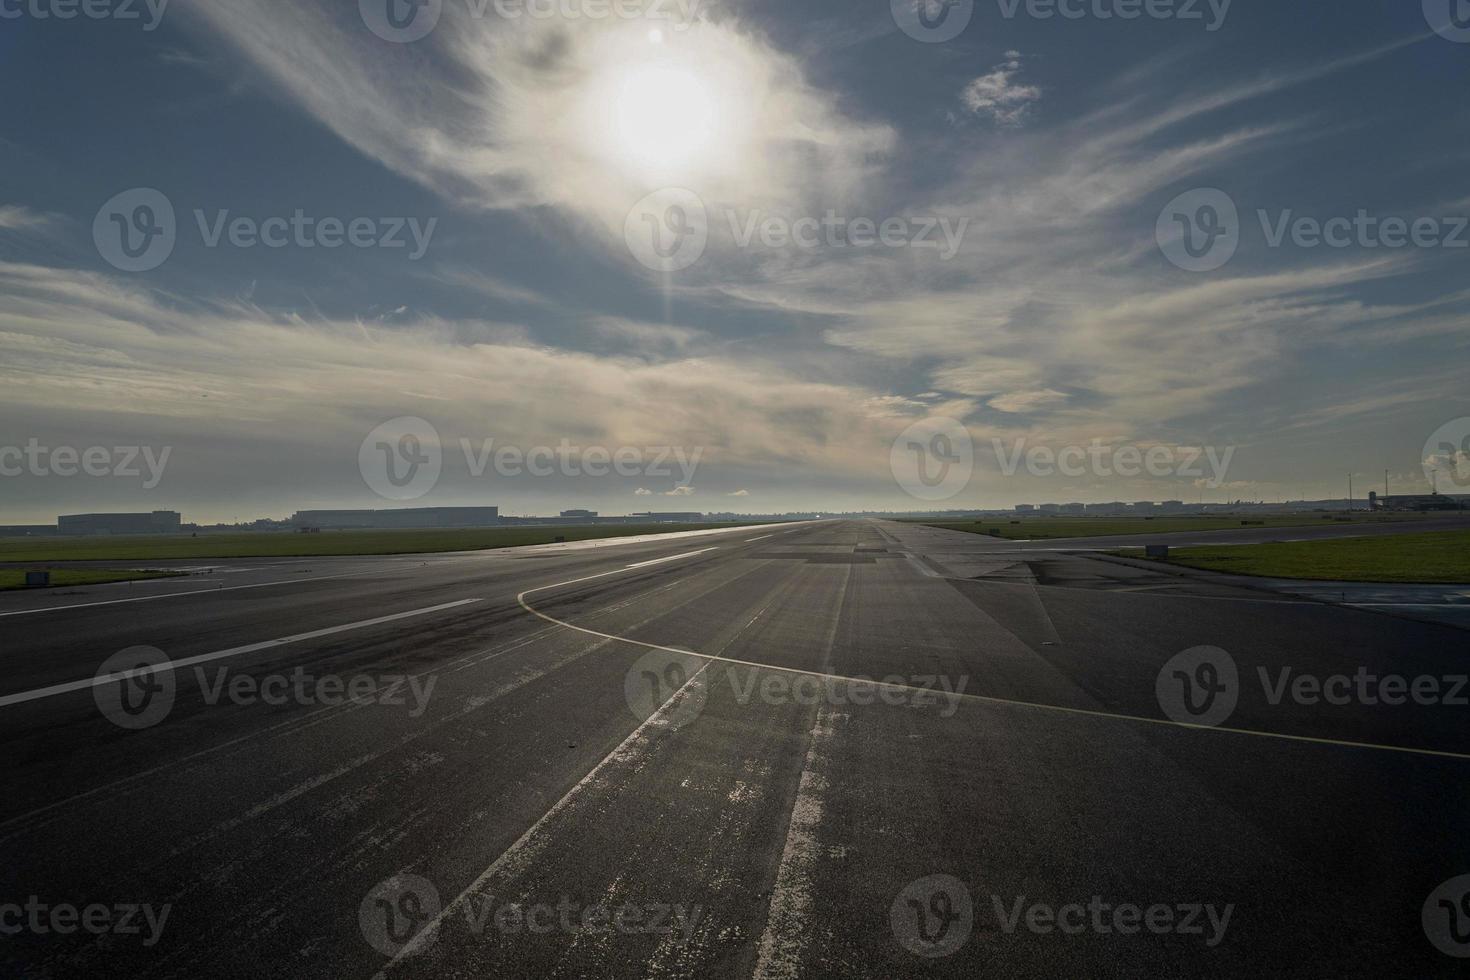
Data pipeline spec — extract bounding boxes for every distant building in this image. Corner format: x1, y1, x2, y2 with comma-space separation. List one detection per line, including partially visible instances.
1368, 491, 1469, 512
559, 509, 598, 519
630, 512, 704, 522
59, 511, 182, 535
1038, 503, 1060, 514
1059, 503, 1086, 515
1015, 504, 1036, 514
0, 525, 58, 537
1160, 500, 1186, 513
1085, 502, 1128, 515
290, 506, 499, 529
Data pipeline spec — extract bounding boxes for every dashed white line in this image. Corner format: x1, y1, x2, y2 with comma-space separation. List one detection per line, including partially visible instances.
624, 547, 719, 569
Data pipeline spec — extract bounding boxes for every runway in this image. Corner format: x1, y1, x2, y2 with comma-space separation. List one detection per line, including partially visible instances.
3, 519, 1467, 977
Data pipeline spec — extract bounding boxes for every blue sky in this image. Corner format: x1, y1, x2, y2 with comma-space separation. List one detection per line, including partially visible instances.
1, 0, 1467, 522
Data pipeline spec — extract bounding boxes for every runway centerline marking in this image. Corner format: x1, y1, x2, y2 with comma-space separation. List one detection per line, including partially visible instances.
0, 598, 484, 709
376, 654, 715, 974
624, 547, 719, 569
518, 569, 1470, 764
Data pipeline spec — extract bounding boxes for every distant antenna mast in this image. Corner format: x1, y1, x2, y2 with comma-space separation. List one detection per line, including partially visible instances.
1347, 474, 1353, 512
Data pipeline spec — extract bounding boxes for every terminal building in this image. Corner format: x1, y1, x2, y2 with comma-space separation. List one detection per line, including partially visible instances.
1367, 492, 1469, 512
58, 511, 181, 535
290, 506, 500, 529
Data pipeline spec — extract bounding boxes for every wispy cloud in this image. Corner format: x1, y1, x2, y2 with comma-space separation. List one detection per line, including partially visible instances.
960, 52, 1041, 127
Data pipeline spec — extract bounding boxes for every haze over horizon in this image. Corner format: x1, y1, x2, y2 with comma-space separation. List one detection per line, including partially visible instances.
2, 1, 1467, 524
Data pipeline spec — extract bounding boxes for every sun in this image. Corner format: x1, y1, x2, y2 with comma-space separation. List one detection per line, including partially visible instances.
613, 63, 716, 176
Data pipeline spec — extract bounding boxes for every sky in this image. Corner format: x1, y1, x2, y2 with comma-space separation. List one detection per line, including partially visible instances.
0, 0, 1467, 523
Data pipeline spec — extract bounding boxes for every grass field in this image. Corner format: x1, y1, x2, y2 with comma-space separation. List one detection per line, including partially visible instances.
0, 523, 763, 563
914, 512, 1449, 541
1120, 529, 1470, 584
0, 569, 186, 591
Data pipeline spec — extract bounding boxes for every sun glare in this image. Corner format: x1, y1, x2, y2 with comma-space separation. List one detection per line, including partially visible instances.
612, 64, 716, 176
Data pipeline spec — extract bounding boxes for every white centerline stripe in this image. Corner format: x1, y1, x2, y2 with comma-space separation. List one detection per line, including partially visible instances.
745, 534, 772, 542
375, 659, 714, 974
623, 547, 718, 569
0, 598, 483, 709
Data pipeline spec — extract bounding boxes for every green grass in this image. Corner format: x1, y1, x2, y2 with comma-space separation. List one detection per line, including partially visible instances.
1120, 529, 1470, 584
0, 569, 187, 591
912, 512, 1447, 541
0, 523, 761, 563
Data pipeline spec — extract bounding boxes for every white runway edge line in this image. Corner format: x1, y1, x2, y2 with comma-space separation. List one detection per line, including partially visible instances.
517, 559, 1470, 765
0, 598, 483, 709
0, 570, 374, 619
0, 522, 815, 619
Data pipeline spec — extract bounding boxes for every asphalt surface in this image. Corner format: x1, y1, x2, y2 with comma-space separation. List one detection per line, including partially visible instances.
2, 519, 1468, 977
